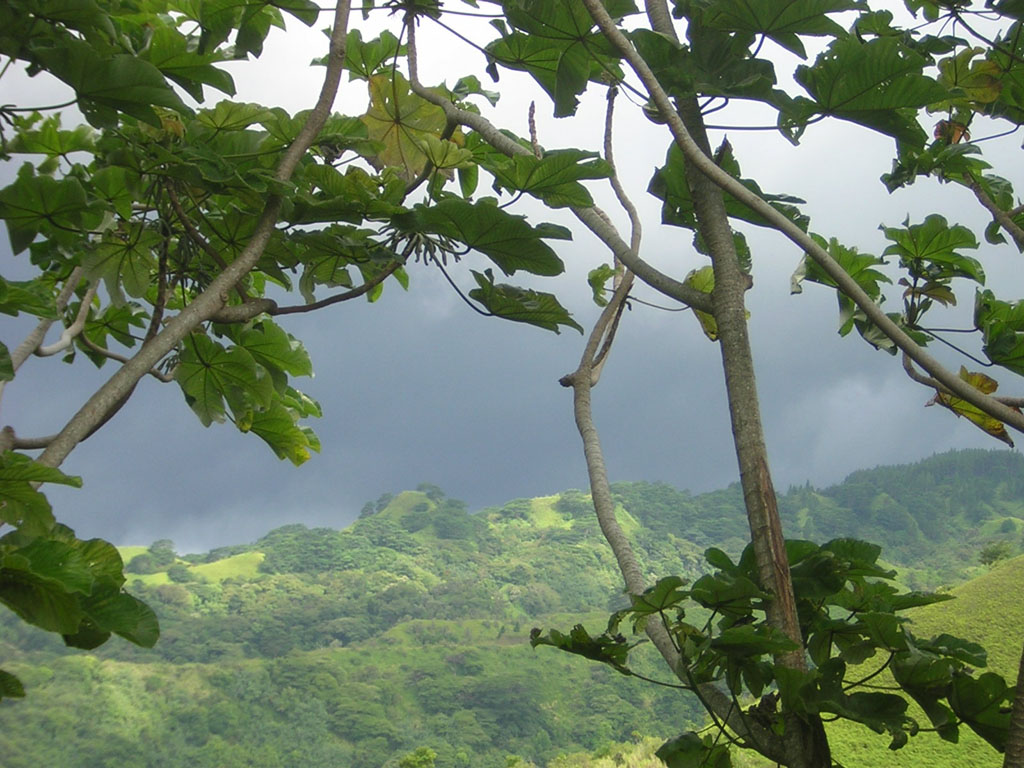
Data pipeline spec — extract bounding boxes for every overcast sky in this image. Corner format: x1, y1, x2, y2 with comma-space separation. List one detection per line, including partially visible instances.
2, 6, 1020, 553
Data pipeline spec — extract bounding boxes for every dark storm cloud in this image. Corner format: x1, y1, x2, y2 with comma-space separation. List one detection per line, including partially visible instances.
3, 18, 1019, 553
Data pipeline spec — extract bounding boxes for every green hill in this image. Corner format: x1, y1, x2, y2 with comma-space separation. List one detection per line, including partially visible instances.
0, 450, 1021, 768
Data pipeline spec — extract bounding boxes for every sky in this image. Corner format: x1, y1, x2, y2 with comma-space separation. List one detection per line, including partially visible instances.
2, 5, 1021, 553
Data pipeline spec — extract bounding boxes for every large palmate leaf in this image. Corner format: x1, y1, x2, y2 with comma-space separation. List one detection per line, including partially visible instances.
795, 36, 949, 144
84, 226, 162, 299
32, 39, 189, 127
486, 0, 636, 117
679, 0, 866, 58
391, 198, 569, 276
175, 333, 275, 427
0, 173, 90, 253
881, 214, 983, 283
469, 269, 582, 334
0, 454, 80, 536
360, 72, 448, 182
345, 28, 404, 81
482, 148, 612, 208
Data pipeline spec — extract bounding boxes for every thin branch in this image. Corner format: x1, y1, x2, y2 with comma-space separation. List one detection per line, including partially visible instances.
604, 86, 642, 257
272, 262, 403, 315
36, 0, 354, 470
34, 282, 99, 357
903, 353, 1024, 407
403, 27, 712, 314
166, 184, 251, 301
6, 267, 83, 372
581, 0, 1024, 438
78, 335, 176, 383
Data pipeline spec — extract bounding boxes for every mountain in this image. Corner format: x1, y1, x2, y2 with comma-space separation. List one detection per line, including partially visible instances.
0, 449, 1021, 768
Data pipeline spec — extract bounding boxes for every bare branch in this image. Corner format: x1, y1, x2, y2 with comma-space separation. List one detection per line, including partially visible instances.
35, 0, 354, 470
6, 267, 84, 372
603, 87, 642, 259
34, 281, 99, 357
581, 0, 1024, 437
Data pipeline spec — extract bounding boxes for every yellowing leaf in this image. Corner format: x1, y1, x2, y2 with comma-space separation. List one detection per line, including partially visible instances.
685, 266, 718, 341
360, 73, 447, 182
929, 366, 1017, 447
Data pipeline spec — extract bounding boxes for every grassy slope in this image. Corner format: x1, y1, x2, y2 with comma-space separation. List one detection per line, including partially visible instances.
825, 556, 1024, 768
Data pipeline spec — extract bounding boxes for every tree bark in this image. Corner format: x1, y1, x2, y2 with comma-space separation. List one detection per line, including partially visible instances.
676, 96, 832, 768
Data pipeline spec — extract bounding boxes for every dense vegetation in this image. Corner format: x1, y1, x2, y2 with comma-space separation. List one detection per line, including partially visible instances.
0, 449, 1021, 768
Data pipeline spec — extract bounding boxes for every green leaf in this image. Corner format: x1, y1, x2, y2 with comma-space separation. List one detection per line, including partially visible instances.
587, 263, 616, 306
881, 214, 983, 283
33, 39, 189, 127
482, 149, 612, 208
345, 29, 405, 81
84, 225, 161, 299
79, 586, 160, 647
487, 0, 634, 117
248, 400, 320, 466
950, 672, 1012, 750
175, 334, 275, 427
711, 624, 800, 657
683, 266, 718, 340
392, 198, 569, 276
0, 342, 12, 382
7, 114, 96, 156
650, 142, 808, 233
0, 174, 89, 252
469, 269, 582, 334
237, 321, 313, 378
529, 623, 635, 674
140, 26, 235, 102
656, 732, 732, 768
0, 276, 59, 319
198, 100, 275, 131
630, 576, 689, 616
0, 564, 84, 634
794, 36, 949, 145
690, 0, 865, 58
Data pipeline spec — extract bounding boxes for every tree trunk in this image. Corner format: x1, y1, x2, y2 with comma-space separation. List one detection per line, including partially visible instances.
677, 97, 831, 768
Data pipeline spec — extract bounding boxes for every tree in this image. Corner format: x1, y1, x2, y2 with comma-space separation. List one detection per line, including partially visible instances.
2, 1, 1024, 767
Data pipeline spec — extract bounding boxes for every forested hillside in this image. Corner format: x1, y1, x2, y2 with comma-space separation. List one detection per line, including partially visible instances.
0, 449, 1021, 768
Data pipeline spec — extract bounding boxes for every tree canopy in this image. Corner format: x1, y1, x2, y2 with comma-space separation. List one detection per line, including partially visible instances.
2, 0, 1024, 766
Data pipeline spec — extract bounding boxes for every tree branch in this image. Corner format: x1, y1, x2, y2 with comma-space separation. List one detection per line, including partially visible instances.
968, 175, 1024, 252
403, 30, 712, 313
35, 0, 354, 470
272, 261, 402, 315
0, 267, 84, 416
581, 0, 1024, 438
78, 335, 176, 383
34, 281, 99, 357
